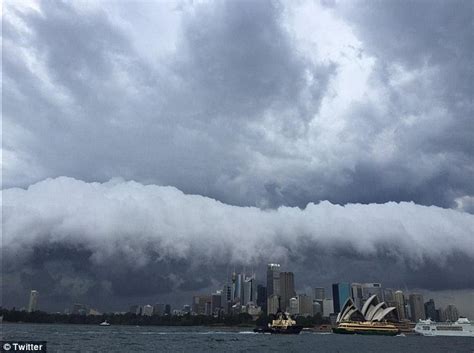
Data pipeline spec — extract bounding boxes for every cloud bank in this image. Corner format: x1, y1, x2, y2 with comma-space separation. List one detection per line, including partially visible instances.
3, 178, 474, 309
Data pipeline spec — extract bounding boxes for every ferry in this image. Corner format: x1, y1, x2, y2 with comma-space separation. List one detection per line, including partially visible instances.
333, 321, 400, 336
254, 311, 303, 334
414, 317, 474, 337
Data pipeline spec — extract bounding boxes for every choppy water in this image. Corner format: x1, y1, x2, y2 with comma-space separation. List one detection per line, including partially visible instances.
2, 323, 473, 353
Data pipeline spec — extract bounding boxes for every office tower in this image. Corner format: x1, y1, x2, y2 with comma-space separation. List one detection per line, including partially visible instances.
165, 304, 171, 315
351, 283, 364, 308
28, 290, 39, 312
232, 272, 244, 302
192, 295, 211, 315
393, 290, 406, 321
437, 308, 447, 322
298, 294, 313, 317
332, 283, 351, 313
322, 299, 334, 317
312, 301, 322, 315
445, 304, 459, 322
409, 293, 426, 322
221, 284, 232, 314
153, 303, 165, 316
279, 272, 296, 311
313, 287, 325, 301
424, 299, 437, 320
142, 305, 153, 316
384, 288, 395, 304
351, 283, 384, 308
267, 294, 280, 315
288, 297, 298, 315
129, 305, 140, 315
211, 292, 222, 315
266, 263, 281, 298
257, 285, 266, 310
243, 275, 257, 305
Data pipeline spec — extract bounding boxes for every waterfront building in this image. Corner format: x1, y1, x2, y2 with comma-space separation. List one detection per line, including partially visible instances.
266, 264, 281, 298
279, 272, 295, 311
332, 283, 351, 313
28, 290, 39, 312
129, 305, 141, 315
165, 304, 171, 315
409, 293, 426, 322
243, 274, 257, 305
72, 303, 88, 316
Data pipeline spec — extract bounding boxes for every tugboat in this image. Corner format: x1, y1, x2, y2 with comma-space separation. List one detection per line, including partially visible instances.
254, 310, 303, 334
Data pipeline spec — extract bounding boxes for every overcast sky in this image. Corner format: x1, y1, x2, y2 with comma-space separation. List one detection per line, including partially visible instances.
2, 0, 473, 315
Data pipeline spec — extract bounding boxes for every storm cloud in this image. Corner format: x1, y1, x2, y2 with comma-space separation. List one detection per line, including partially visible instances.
2, 0, 473, 312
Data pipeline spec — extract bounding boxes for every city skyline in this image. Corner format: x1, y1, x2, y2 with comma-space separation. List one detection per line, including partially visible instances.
2, 0, 473, 321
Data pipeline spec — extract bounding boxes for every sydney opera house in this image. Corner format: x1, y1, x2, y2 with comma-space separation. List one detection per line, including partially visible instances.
336, 295, 398, 323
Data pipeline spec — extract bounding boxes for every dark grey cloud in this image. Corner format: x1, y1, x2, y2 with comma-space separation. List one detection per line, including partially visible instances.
4, 0, 472, 209
2, 178, 473, 312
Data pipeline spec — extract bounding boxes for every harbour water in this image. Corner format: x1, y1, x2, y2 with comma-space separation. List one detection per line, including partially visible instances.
2, 323, 473, 353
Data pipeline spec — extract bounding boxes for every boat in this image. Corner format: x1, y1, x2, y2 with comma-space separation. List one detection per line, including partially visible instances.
333, 321, 400, 336
99, 320, 111, 326
254, 311, 303, 334
414, 317, 474, 337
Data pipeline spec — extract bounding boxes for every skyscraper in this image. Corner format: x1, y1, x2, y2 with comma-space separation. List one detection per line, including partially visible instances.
445, 304, 459, 322
256, 285, 266, 311
267, 294, 280, 315
279, 272, 295, 311
266, 263, 280, 298
332, 283, 351, 313
28, 290, 39, 312
424, 299, 437, 321
298, 294, 313, 317
243, 275, 257, 305
409, 293, 425, 322
393, 290, 406, 321
313, 287, 325, 301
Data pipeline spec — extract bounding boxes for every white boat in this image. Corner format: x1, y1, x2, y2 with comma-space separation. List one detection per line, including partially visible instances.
414, 317, 474, 337
99, 320, 111, 326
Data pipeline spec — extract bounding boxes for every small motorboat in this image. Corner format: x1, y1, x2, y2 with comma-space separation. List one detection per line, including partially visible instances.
99, 320, 111, 326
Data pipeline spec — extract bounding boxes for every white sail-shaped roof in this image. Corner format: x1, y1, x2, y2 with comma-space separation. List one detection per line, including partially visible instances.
361, 294, 378, 316
367, 302, 386, 321
372, 307, 397, 321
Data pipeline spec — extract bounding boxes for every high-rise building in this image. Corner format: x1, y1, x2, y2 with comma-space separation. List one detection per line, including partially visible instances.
243, 275, 257, 305
28, 290, 39, 312
289, 297, 299, 315
165, 304, 171, 315
312, 301, 322, 315
409, 293, 425, 322
424, 299, 437, 321
211, 292, 222, 315
313, 287, 325, 301
266, 264, 281, 298
267, 294, 280, 315
221, 284, 232, 314
445, 304, 459, 322
322, 299, 334, 317
153, 303, 165, 316
142, 305, 153, 316
129, 305, 141, 315
351, 283, 384, 308
192, 295, 211, 315
393, 290, 406, 321
298, 294, 313, 317
332, 283, 351, 313
279, 272, 296, 311
257, 285, 266, 311
232, 272, 243, 302
72, 303, 88, 316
